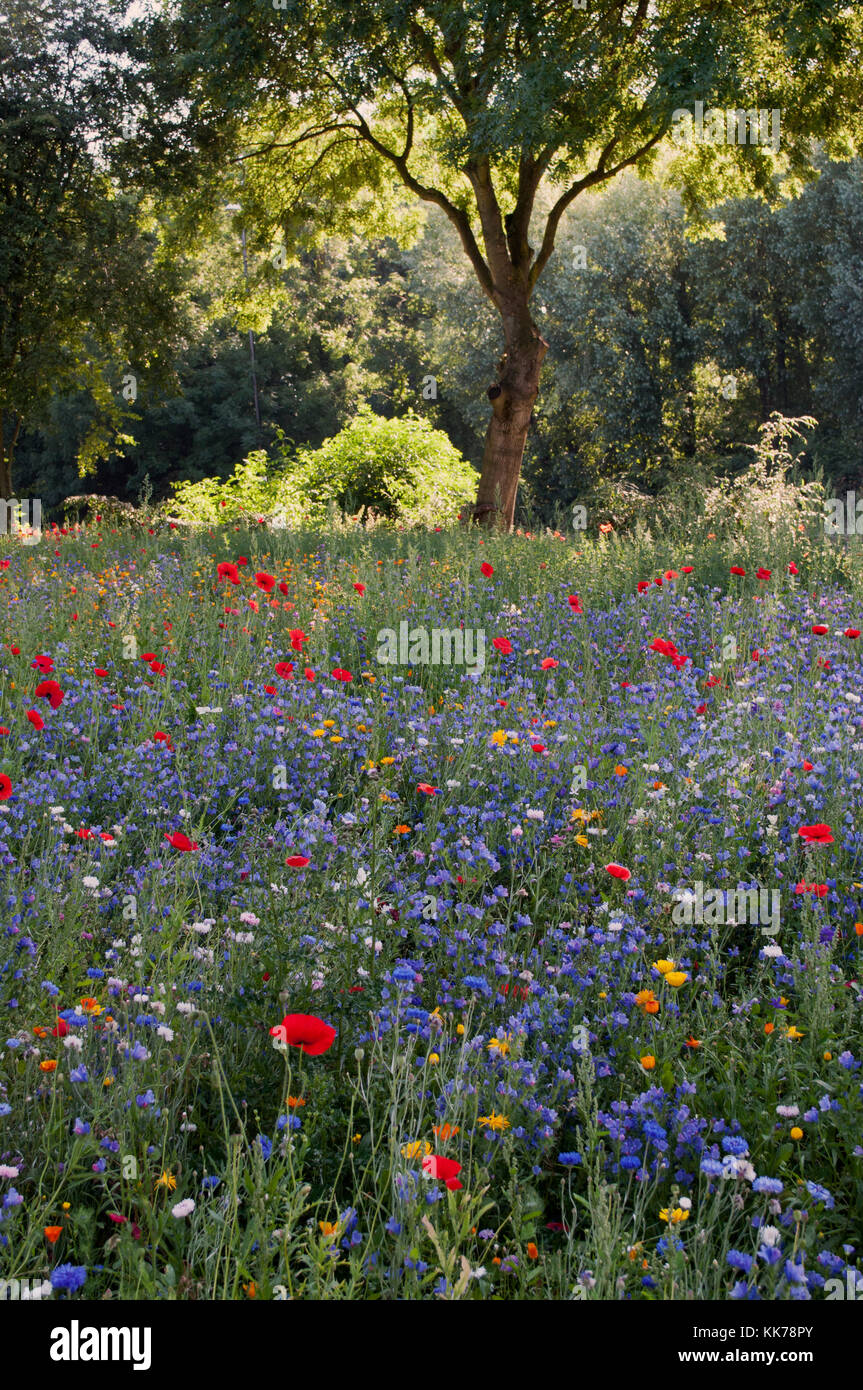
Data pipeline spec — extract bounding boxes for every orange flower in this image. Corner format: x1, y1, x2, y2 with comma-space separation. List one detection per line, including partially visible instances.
79, 996, 102, 1015
39, 1059, 58, 1072
393, 824, 411, 835
855, 923, 863, 936
639, 1054, 656, 1070
685, 1036, 701, 1048
526, 1242, 539, 1259
44, 1225, 62, 1244
764, 1022, 775, 1035
433, 1123, 460, 1141
287, 1096, 306, 1108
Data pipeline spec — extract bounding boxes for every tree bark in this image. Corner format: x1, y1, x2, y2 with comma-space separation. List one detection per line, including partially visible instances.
470, 301, 548, 530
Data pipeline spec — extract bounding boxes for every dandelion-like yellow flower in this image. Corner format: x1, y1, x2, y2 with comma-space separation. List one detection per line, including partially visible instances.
401, 1140, 432, 1159
477, 1111, 510, 1132
653, 959, 676, 975
664, 971, 688, 988
659, 1207, 689, 1224
155, 1171, 177, 1191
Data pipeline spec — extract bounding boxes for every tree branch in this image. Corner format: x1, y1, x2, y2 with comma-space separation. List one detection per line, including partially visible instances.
528, 129, 665, 292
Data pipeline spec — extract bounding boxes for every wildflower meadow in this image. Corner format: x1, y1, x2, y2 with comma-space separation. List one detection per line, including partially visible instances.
2, 485, 863, 1316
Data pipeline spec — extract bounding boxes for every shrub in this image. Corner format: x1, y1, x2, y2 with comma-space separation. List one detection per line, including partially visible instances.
292, 406, 477, 526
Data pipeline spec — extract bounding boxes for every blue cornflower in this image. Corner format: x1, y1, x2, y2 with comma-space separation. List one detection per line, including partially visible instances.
50, 1264, 87, 1292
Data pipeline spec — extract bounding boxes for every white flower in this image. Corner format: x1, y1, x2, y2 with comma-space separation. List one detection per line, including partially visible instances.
82, 875, 99, 889
678, 1196, 692, 1210
525, 809, 544, 821
776, 1104, 799, 1118
171, 1198, 195, 1219
0, 1165, 19, 1179
156, 1026, 175, 1042
759, 1225, 782, 1247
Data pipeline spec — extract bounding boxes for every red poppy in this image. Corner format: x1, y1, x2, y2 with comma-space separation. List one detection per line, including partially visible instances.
140, 652, 157, 663
422, 1153, 462, 1184
274, 662, 294, 679
278, 581, 289, 596
164, 831, 198, 852
802, 760, 814, 771
492, 637, 513, 655
216, 562, 241, 585
94, 668, 109, 678
811, 624, 829, 636
254, 572, 276, 592
289, 629, 309, 651
0, 774, 11, 800
237, 556, 249, 566
756, 567, 772, 580
51, 1018, 69, 1038
35, 679, 64, 709
670, 653, 688, 670
730, 566, 746, 577
681, 566, 694, 575
304, 668, 315, 681
270, 1013, 336, 1055
788, 561, 799, 575
285, 855, 310, 868
331, 668, 353, 682
417, 783, 437, 796
650, 638, 678, 657
149, 661, 167, 676
695, 702, 707, 715
844, 628, 861, 639
637, 581, 650, 593
794, 882, 829, 897
26, 709, 44, 730
798, 823, 834, 845
153, 731, 172, 749
353, 582, 366, 594
605, 863, 631, 881
567, 594, 582, 612
530, 743, 545, 754
540, 657, 559, 670
480, 562, 494, 578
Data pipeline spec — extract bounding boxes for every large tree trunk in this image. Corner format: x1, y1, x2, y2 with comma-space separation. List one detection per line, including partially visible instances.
470, 304, 548, 530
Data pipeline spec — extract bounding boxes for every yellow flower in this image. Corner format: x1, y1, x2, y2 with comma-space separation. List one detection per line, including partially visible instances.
790, 1126, 803, 1140
427, 1053, 440, 1065
659, 1207, 689, 1224
456, 1023, 465, 1035
155, 1171, 177, 1191
823, 1052, 832, 1061
380, 756, 395, 765
574, 834, 588, 847
477, 1111, 510, 1132
319, 1221, 339, 1237
401, 1140, 432, 1159
491, 730, 507, 746
653, 959, 676, 975
664, 971, 688, 988
487, 1035, 511, 1057
786, 1026, 805, 1040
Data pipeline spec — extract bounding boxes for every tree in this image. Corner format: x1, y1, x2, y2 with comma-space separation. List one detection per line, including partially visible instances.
151, 0, 863, 527
0, 0, 183, 499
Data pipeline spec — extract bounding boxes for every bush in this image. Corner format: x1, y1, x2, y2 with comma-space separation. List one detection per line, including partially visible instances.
292, 406, 477, 525
165, 409, 477, 529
